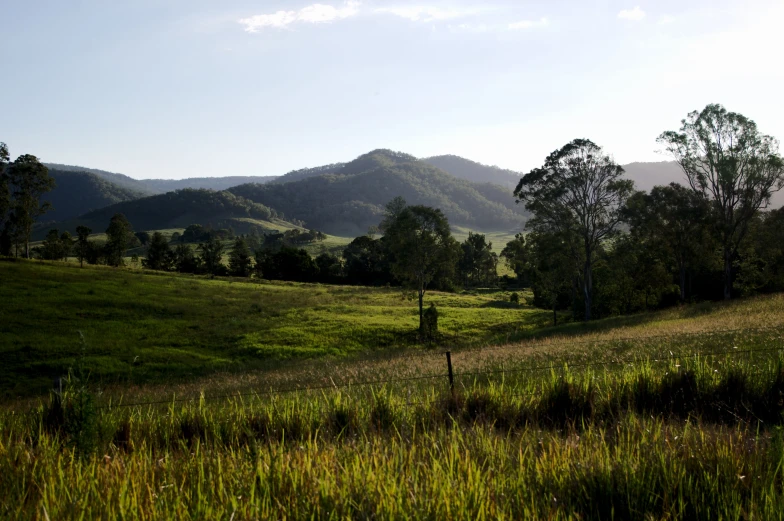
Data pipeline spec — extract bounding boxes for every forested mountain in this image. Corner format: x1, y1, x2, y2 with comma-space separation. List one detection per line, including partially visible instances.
40, 169, 149, 222
423, 155, 521, 188
141, 176, 278, 192
45, 188, 279, 238
269, 162, 346, 184
229, 150, 527, 236
45, 163, 157, 195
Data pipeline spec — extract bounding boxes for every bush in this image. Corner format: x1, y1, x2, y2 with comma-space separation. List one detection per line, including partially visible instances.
509, 292, 519, 304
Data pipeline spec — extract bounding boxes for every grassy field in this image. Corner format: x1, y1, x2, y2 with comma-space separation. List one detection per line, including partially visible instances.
0, 259, 547, 398
4, 259, 784, 519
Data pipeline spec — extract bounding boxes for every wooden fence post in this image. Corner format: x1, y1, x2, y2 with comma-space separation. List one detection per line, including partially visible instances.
445, 351, 454, 396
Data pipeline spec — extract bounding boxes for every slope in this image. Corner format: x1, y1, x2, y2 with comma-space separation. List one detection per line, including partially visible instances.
44, 163, 157, 196
47, 188, 280, 237
423, 155, 521, 188
38, 169, 149, 223
141, 176, 279, 192
229, 150, 527, 236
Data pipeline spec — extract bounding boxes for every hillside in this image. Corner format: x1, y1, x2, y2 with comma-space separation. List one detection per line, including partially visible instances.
46, 188, 280, 237
40, 169, 149, 222
423, 154, 521, 188
229, 150, 528, 236
44, 163, 157, 196
141, 175, 278, 192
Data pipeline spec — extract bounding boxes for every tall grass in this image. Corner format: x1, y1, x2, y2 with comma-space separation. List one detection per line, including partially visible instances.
3, 355, 784, 519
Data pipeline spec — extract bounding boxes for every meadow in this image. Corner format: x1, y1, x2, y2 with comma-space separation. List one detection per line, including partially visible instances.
0, 259, 548, 398
3, 259, 784, 519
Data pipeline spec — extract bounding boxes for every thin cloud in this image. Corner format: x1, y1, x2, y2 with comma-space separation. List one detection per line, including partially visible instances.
239, 1, 360, 32
376, 6, 483, 22
508, 17, 549, 30
617, 6, 645, 21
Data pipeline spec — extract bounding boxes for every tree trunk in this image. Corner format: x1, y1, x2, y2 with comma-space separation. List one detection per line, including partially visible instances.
583, 258, 592, 321
723, 247, 733, 300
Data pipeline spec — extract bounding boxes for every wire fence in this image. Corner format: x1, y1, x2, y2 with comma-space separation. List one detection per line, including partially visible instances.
85, 325, 784, 410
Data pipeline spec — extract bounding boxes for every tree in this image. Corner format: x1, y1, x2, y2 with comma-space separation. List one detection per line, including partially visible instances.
383, 205, 459, 335
315, 252, 343, 283
658, 104, 784, 300
514, 139, 634, 320
256, 246, 318, 282
143, 232, 174, 271
198, 236, 225, 276
60, 231, 73, 260
41, 229, 66, 260
0, 143, 9, 236
6, 154, 55, 258
174, 244, 200, 273
624, 184, 711, 302
343, 236, 391, 286
458, 232, 498, 287
75, 226, 92, 267
523, 231, 574, 326
135, 231, 151, 248
228, 237, 253, 277
104, 213, 135, 267
500, 233, 527, 282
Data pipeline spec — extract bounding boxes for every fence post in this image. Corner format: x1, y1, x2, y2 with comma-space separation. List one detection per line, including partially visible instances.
445, 351, 454, 396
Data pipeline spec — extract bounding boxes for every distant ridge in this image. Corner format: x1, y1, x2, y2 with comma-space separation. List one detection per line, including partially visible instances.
422, 155, 521, 188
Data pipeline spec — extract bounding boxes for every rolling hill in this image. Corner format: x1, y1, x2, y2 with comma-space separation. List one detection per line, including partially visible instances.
41, 169, 150, 222
43, 188, 281, 238
44, 163, 157, 196
228, 150, 528, 236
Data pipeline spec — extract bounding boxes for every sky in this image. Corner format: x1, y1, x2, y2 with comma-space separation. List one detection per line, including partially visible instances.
2, 0, 783, 180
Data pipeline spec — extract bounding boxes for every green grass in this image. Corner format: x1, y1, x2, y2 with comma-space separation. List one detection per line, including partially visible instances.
6, 259, 784, 519
0, 259, 546, 398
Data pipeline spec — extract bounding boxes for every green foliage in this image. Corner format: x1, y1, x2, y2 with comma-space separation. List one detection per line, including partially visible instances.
229, 150, 527, 236
142, 232, 174, 271
6, 153, 55, 258
658, 103, 784, 299
173, 243, 201, 273
104, 213, 135, 267
515, 139, 634, 320
458, 232, 498, 287
43, 169, 147, 222
383, 204, 460, 333
500, 233, 527, 281
198, 236, 225, 276
39, 229, 73, 260
56, 188, 277, 237
228, 237, 253, 277
75, 226, 91, 267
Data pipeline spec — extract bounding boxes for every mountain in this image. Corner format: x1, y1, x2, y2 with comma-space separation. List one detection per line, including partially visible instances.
622, 161, 784, 207
38, 169, 150, 223
229, 150, 527, 236
44, 188, 280, 238
45, 163, 157, 196
621, 161, 686, 192
423, 155, 521, 188
141, 176, 278, 193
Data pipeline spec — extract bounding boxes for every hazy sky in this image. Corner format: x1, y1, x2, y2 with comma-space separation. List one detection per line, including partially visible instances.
2, 0, 783, 179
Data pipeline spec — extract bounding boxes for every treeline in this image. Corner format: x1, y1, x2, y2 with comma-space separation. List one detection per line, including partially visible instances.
508, 104, 784, 323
